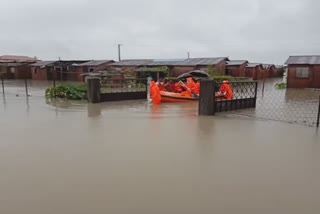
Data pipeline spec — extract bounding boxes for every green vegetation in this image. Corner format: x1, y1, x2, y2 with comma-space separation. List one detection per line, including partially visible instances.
207, 65, 218, 77
274, 82, 286, 90
138, 66, 170, 75
207, 65, 251, 82
45, 84, 87, 100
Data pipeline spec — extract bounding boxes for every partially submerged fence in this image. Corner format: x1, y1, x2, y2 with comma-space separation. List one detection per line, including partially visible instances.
214, 81, 258, 112
229, 88, 320, 127
87, 77, 147, 103
199, 80, 258, 115
100, 78, 147, 101
199, 80, 320, 127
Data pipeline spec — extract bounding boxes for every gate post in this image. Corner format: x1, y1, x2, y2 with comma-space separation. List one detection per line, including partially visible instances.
87, 77, 101, 103
198, 79, 214, 115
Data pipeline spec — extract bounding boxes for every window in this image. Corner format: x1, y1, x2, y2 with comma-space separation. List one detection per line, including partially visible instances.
296, 67, 309, 78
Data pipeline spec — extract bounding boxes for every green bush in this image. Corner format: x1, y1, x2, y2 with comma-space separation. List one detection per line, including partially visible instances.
45, 84, 87, 100
274, 82, 286, 90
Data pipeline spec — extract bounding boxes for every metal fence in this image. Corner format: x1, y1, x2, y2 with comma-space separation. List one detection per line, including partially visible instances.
214, 81, 258, 112
99, 78, 148, 102
100, 78, 147, 93
216, 79, 320, 127
0, 75, 84, 98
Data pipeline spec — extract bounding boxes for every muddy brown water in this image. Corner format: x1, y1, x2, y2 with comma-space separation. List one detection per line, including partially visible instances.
1, 80, 320, 214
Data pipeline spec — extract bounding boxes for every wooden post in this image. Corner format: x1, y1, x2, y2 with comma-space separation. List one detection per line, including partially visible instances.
198, 79, 214, 115
1, 77, 4, 95
25, 79, 29, 97
317, 95, 320, 127
87, 78, 101, 103
254, 81, 258, 108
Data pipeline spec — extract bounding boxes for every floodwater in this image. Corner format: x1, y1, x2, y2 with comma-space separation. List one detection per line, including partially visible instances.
1, 80, 320, 214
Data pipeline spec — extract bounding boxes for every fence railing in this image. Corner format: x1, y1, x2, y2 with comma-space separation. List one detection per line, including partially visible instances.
226, 88, 320, 127
100, 78, 147, 93
214, 81, 258, 112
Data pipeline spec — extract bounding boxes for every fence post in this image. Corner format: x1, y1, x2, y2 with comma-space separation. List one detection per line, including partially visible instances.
147, 76, 152, 101
25, 79, 29, 97
317, 95, 320, 127
198, 79, 214, 115
253, 81, 258, 108
1, 77, 4, 95
87, 77, 101, 103
262, 78, 265, 96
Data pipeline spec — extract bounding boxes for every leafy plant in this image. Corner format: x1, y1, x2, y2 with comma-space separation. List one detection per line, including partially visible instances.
274, 82, 286, 90
45, 84, 87, 100
207, 65, 218, 77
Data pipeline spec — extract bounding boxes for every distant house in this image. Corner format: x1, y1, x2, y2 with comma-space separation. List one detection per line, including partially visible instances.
30, 60, 90, 81
75, 60, 114, 73
111, 57, 229, 77
226, 60, 248, 77
285, 56, 320, 88
30, 61, 56, 81
0, 62, 33, 79
0, 55, 38, 63
0, 55, 38, 79
262, 64, 276, 78
245, 63, 263, 80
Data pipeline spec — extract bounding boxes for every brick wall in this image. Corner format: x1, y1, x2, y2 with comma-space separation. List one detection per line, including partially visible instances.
287, 65, 320, 88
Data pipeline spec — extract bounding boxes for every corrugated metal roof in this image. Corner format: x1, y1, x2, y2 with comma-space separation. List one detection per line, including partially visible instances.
179, 57, 227, 66
227, 60, 248, 66
285, 56, 320, 65
0, 62, 26, 66
111, 59, 153, 66
111, 57, 228, 67
77, 60, 114, 66
29, 61, 56, 67
246, 63, 262, 68
0, 55, 38, 62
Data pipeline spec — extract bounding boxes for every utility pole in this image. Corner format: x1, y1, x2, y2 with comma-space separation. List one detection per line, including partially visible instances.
118, 44, 123, 61
187, 52, 190, 59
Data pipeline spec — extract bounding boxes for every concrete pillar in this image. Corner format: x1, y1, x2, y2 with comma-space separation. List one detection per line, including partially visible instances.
87, 78, 101, 103
198, 79, 215, 115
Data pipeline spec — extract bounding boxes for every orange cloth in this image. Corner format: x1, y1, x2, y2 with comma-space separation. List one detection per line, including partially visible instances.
150, 81, 161, 104
157, 82, 166, 91
174, 83, 183, 93
166, 82, 175, 92
186, 77, 196, 92
220, 83, 233, 100
194, 82, 200, 94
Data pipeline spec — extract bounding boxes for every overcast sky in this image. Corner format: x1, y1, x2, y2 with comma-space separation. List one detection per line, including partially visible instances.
0, 0, 319, 64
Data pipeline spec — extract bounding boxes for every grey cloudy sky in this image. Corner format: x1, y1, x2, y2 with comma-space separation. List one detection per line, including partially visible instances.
0, 0, 319, 64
